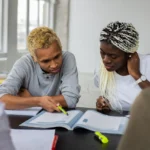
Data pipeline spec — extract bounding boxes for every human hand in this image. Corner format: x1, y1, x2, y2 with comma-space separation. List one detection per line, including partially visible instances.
96, 96, 111, 113
18, 88, 32, 97
127, 52, 141, 79
39, 96, 60, 112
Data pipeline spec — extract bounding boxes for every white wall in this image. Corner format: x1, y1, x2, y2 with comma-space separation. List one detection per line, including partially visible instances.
68, 0, 150, 73
69, 0, 150, 108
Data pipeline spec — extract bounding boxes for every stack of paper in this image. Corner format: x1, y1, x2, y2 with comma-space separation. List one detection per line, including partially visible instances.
5, 107, 42, 116
11, 129, 56, 150
0, 102, 15, 150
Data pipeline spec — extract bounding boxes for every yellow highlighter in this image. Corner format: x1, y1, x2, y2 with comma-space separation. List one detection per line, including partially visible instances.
94, 131, 109, 144
57, 105, 69, 116
0, 79, 5, 84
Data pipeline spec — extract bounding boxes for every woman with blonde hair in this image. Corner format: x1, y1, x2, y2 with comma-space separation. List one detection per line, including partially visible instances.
95, 21, 150, 112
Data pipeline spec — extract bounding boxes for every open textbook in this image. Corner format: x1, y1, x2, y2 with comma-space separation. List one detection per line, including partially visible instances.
21, 110, 128, 134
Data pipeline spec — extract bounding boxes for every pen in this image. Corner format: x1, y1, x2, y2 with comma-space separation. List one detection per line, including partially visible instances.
94, 131, 109, 144
57, 104, 69, 116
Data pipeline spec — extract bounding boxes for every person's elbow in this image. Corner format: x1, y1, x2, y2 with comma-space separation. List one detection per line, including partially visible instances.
0, 94, 15, 109
63, 95, 80, 108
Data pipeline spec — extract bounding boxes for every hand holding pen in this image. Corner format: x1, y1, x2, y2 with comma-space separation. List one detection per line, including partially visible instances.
37, 96, 68, 115
56, 103, 69, 116
38, 96, 60, 112
96, 96, 111, 113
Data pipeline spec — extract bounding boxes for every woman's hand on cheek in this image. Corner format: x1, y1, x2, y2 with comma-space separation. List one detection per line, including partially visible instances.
127, 52, 141, 79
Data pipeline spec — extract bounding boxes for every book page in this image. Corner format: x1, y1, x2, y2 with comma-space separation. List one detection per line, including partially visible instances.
75, 110, 123, 131
5, 107, 41, 116
11, 129, 55, 150
30, 110, 81, 124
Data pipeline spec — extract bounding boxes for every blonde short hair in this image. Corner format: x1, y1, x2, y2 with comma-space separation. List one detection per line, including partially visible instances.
27, 26, 62, 61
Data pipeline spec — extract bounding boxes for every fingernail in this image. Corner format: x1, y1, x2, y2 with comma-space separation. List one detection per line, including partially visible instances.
56, 103, 60, 106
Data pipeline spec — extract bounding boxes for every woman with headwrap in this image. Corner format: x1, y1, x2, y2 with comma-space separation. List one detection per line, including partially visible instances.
95, 21, 150, 113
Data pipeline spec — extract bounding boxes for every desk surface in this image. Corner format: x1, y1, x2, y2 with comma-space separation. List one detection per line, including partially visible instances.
9, 107, 128, 150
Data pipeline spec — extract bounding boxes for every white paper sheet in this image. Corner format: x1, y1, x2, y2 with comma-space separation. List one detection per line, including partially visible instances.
76, 110, 123, 131
5, 107, 42, 116
30, 110, 80, 124
11, 129, 55, 150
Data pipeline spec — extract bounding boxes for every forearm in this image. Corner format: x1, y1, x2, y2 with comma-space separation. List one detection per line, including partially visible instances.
50, 95, 68, 107
0, 94, 40, 110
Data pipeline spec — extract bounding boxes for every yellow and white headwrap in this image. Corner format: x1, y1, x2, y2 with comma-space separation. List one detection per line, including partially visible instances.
99, 21, 139, 112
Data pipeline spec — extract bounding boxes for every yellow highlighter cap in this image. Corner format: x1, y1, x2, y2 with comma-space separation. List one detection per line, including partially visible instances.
95, 131, 109, 144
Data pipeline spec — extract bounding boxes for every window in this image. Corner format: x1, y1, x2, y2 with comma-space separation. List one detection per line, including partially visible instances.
17, 0, 50, 51
0, 0, 9, 55
17, 0, 27, 50
0, 0, 3, 52
0, 0, 69, 72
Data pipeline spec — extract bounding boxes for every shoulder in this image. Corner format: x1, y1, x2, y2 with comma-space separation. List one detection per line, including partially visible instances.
62, 51, 76, 66
61, 51, 77, 73
62, 51, 76, 61
15, 53, 33, 64
13, 53, 35, 69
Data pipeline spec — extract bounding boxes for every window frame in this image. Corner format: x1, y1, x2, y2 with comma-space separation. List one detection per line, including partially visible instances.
0, 0, 69, 72
17, 0, 54, 53
0, 0, 2, 51
0, 0, 8, 58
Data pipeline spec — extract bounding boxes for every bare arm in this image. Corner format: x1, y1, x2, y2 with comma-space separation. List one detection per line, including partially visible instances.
0, 94, 39, 109
0, 94, 60, 112
18, 89, 68, 107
